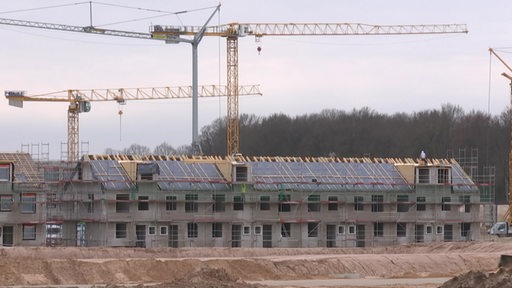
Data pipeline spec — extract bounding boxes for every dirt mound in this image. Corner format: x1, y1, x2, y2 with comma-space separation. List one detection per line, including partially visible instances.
0, 241, 510, 287
440, 268, 512, 288
101, 267, 263, 288
161, 267, 263, 288
4, 241, 512, 260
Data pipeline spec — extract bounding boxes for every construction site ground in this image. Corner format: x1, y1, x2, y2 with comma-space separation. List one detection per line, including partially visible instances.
1, 240, 512, 288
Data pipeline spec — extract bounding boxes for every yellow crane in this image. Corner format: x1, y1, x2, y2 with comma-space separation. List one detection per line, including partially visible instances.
0, 4, 225, 156
0, 4, 468, 156
5, 84, 261, 162
151, 22, 469, 155
488, 48, 512, 228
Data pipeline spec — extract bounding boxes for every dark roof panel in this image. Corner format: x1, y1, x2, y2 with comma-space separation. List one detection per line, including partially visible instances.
90, 160, 133, 190
251, 161, 411, 192
451, 163, 479, 193
157, 161, 228, 191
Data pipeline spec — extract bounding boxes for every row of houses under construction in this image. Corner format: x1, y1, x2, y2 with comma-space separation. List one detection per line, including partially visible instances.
0, 152, 490, 248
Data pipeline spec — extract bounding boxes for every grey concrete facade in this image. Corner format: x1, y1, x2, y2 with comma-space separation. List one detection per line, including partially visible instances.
0, 153, 483, 247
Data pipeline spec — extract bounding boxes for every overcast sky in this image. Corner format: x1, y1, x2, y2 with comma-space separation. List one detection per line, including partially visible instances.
0, 0, 511, 159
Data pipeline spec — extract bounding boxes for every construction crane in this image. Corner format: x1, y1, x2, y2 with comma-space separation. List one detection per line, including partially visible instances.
0, 5, 468, 156
151, 22, 469, 155
488, 48, 512, 234
0, 4, 224, 155
5, 84, 261, 162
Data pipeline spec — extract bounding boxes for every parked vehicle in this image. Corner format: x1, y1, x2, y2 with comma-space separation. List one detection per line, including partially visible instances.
488, 221, 512, 237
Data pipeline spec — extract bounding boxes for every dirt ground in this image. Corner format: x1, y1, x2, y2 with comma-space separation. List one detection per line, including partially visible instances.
0, 240, 511, 288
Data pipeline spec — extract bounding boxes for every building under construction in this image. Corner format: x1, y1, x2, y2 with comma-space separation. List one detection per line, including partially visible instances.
0, 152, 486, 248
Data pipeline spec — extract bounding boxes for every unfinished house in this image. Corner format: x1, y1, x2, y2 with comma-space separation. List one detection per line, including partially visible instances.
0, 153, 483, 247
0, 153, 46, 246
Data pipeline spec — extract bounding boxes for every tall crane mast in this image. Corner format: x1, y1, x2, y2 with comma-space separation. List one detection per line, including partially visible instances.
0, 4, 226, 156
0, 5, 468, 156
151, 22, 469, 155
489, 48, 512, 224
5, 85, 261, 162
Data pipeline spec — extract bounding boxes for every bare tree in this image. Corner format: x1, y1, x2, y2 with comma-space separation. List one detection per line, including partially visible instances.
123, 144, 151, 156
154, 142, 177, 156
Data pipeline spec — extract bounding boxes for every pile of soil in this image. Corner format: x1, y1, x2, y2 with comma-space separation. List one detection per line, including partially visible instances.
440, 268, 512, 288
0, 241, 511, 287
101, 267, 263, 288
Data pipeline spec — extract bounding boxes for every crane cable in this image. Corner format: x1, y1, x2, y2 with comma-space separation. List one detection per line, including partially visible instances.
90, 2, 220, 28
0, 2, 90, 15
0, 1, 219, 29
118, 103, 125, 141
218, 6, 222, 121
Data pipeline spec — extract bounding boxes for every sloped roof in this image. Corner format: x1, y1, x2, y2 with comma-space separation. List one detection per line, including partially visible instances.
0, 153, 43, 182
89, 160, 133, 190
87, 156, 228, 191
156, 160, 228, 191
450, 161, 479, 193
250, 161, 410, 192
83, 155, 478, 193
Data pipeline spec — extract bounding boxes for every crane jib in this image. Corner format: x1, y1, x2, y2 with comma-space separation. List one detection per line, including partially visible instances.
0, 12, 468, 157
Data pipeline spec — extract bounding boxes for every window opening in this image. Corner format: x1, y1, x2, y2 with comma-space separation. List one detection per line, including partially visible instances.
308, 222, 319, 237
235, 166, 248, 182
397, 195, 409, 212
0, 164, 10, 181
374, 222, 384, 237
438, 168, 449, 184
418, 168, 430, 183
441, 196, 451, 211
354, 196, 364, 211
166, 195, 177, 211
328, 196, 338, 211
138, 195, 149, 211
116, 194, 129, 213
212, 223, 223, 238
281, 223, 291, 237
0, 195, 13, 212
213, 194, 226, 212
187, 222, 198, 238
416, 196, 426, 211
278, 193, 291, 212
116, 223, 127, 238
397, 222, 406, 237
22, 224, 36, 240
307, 195, 320, 212
260, 195, 270, 211
185, 194, 198, 213
21, 193, 36, 214
233, 195, 244, 211
371, 195, 383, 212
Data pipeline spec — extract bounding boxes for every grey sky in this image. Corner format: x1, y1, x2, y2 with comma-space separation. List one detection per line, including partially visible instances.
0, 0, 511, 159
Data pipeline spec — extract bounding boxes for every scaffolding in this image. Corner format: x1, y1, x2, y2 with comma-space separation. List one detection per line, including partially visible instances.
447, 147, 496, 228
20, 143, 50, 165
0, 153, 485, 248
60, 141, 89, 163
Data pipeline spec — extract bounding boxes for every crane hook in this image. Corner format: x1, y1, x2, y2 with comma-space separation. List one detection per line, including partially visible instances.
257, 46, 261, 55
118, 109, 123, 141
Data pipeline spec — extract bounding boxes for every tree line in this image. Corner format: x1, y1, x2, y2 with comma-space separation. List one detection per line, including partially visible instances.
106, 104, 510, 203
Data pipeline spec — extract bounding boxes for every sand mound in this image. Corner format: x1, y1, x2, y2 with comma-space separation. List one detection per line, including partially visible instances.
440, 268, 512, 288
101, 267, 263, 288
0, 241, 511, 287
